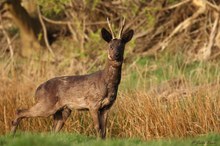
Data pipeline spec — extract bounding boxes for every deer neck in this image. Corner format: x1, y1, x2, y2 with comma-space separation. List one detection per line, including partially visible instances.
103, 59, 123, 87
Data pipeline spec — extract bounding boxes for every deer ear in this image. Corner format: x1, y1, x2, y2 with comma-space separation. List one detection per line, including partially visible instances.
121, 29, 134, 43
101, 28, 112, 43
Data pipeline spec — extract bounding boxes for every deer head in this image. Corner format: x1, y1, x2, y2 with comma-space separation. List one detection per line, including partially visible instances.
101, 18, 134, 63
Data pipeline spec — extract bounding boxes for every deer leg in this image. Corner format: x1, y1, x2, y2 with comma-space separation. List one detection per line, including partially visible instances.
53, 109, 63, 131
99, 110, 108, 139
11, 109, 27, 136
11, 102, 61, 135
53, 108, 71, 132
89, 109, 101, 138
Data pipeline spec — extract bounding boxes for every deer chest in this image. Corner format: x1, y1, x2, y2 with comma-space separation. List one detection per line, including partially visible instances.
100, 85, 118, 110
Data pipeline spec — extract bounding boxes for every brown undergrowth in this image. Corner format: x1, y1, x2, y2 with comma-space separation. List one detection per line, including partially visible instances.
0, 59, 219, 140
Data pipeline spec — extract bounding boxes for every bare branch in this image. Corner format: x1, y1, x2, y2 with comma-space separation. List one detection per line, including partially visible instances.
0, 15, 14, 61
37, 6, 55, 58
199, 14, 219, 60
192, 0, 220, 13
208, 14, 220, 60
206, 0, 220, 13
162, 0, 191, 11
42, 15, 71, 25
42, 15, 119, 26
159, 6, 206, 51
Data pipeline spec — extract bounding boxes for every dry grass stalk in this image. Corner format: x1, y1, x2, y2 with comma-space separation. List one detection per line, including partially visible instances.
3, 106, 9, 133
0, 77, 219, 140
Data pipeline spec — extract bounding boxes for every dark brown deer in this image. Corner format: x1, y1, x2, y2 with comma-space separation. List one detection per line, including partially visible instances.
11, 18, 134, 139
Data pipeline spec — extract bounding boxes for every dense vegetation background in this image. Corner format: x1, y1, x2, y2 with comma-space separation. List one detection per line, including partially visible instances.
0, 0, 220, 142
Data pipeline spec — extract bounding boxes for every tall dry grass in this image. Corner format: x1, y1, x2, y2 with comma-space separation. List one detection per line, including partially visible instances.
0, 53, 220, 140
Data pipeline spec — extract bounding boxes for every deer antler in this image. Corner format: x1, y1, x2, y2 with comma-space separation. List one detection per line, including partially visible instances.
107, 17, 115, 39
118, 17, 125, 38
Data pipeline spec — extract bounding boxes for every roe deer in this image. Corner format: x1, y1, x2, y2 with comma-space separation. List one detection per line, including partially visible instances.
11, 18, 134, 139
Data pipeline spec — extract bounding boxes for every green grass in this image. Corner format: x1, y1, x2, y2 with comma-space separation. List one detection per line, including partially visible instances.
120, 52, 220, 91
0, 133, 219, 146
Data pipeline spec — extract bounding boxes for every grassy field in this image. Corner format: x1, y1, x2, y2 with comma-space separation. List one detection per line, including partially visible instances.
0, 133, 220, 146
0, 51, 220, 140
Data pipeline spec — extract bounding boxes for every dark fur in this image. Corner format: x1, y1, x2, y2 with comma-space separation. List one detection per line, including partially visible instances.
11, 28, 134, 138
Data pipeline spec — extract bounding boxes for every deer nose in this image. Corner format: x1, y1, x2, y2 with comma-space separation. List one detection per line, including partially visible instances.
115, 53, 119, 58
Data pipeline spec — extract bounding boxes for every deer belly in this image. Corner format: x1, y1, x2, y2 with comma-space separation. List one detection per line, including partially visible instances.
65, 97, 88, 110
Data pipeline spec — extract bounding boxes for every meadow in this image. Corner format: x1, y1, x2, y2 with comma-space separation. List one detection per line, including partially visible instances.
0, 133, 220, 146
0, 50, 220, 140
